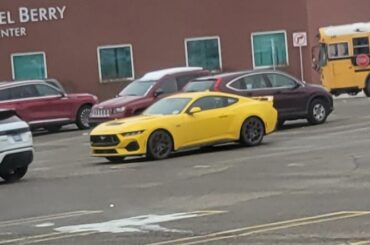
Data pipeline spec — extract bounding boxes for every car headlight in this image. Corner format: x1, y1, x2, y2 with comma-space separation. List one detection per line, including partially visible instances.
122, 130, 144, 137
113, 107, 126, 114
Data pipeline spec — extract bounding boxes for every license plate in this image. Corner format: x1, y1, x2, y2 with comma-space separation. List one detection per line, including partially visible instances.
12, 134, 22, 142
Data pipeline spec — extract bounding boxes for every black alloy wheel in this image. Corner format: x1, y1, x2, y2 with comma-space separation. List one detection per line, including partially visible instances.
307, 99, 328, 125
240, 117, 265, 146
76, 105, 92, 130
147, 130, 173, 160
0, 166, 28, 183
105, 157, 126, 163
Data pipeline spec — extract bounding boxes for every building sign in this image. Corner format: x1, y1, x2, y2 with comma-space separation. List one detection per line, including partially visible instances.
0, 6, 66, 38
292, 32, 307, 47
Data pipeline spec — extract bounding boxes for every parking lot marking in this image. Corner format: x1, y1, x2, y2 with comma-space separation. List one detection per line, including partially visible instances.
0, 210, 226, 245
0, 210, 102, 228
347, 241, 370, 245
147, 211, 370, 245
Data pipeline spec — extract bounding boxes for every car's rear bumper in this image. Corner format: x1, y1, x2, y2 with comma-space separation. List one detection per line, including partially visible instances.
0, 147, 33, 173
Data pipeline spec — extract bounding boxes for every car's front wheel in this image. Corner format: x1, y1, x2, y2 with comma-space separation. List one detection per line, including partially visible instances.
76, 105, 92, 130
105, 157, 125, 163
147, 130, 173, 160
240, 117, 265, 146
0, 166, 28, 183
307, 99, 329, 125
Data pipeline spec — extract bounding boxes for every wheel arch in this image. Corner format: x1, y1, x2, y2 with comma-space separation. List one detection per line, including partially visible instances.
146, 128, 176, 151
306, 95, 330, 113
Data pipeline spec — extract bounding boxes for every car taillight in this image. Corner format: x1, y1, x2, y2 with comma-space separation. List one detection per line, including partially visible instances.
214, 79, 223, 91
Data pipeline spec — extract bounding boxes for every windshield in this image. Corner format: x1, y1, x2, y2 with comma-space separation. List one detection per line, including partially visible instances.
119, 80, 155, 96
143, 98, 191, 115
183, 80, 216, 92
0, 111, 20, 124
318, 43, 328, 68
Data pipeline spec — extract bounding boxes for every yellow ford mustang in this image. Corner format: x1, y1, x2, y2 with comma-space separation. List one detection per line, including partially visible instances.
90, 92, 277, 162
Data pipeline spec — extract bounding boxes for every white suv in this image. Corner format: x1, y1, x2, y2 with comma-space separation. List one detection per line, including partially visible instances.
0, 109, 33, 182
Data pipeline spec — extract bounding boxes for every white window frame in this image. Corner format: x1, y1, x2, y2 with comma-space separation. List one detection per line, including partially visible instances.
184, 36, 223, 70
251, 30, 289, 69
11, 51, 48, 80
97, 44, 135, 83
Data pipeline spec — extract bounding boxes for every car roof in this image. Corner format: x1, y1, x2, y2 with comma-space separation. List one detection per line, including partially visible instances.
140, 67, 204, 80
193, 69, 294, 80
0, 80, 50, 89
167, 91, 242, 100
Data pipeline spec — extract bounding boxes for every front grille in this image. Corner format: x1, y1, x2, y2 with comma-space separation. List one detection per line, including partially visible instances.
90, 108, 112, 118
90, 135, 119, 147
94, 149, 118, 154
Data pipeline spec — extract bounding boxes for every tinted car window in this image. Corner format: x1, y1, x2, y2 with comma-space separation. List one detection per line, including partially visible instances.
35, 84, 61, 96
176, 75, 200, 89
159, 79, 178, 93
190, 96, 228, 111
183, 79, 216, 92
0, 89, 10, 101
230, 75, 268, 90
10, 85, 38, 100
266, 73, 297, 89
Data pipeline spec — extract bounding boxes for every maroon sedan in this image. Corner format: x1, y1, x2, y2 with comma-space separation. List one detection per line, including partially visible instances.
183, 70, 334, 126
89, 67, 210, 126
0, 80, 98, 131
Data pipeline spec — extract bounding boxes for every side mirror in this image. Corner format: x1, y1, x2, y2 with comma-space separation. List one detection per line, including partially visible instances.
154, 88, 164, 97
188, 107, 202, 115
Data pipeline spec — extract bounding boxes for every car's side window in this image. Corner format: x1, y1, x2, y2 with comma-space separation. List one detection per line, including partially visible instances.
9, 85, 38, 100
229, 74, 269, 91
0, 89, 10, 101
266, 73, 297, 89
35, 84, 61, 97
190, 96, 232, 111
176, 75, 199, 89
159, 79, 178, 93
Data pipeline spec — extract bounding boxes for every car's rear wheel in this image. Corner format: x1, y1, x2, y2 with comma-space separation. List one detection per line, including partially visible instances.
147, 130, 173, 160
364, 77, 370, 97
0, 166, 28, 183
307, 99, 329, 125
105, 157, 125, 163
240, 117, 265, 146
76, 105, 92, 130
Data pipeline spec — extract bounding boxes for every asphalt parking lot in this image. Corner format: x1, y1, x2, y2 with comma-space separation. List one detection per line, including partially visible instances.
1, 96, 370, 245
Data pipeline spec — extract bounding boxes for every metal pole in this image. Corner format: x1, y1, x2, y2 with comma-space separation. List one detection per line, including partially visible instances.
299, 45, 304, 82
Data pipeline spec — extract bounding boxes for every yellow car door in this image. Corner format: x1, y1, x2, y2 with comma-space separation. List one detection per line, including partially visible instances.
181, 96, 234, 146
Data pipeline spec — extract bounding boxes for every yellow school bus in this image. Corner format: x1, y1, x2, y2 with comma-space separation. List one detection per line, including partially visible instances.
313, 22, 370, 97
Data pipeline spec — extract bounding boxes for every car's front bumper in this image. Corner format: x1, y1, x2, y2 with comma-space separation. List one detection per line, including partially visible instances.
90, 132, 148, 157
0, 147, 34, 173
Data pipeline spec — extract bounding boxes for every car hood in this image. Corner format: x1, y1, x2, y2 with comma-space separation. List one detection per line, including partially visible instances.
93, 96, 143, 108
90, 114, 168, 135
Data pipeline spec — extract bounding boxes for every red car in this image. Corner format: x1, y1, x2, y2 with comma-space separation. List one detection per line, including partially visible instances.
0, 80, 98, 131
89, 67, 210, 126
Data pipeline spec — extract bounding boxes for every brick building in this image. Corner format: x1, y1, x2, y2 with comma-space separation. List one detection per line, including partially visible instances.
1, 0, 369, 99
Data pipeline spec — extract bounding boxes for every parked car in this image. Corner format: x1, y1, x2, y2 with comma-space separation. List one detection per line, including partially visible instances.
0, 109, 33, 182
183, 70, 334, 126
89, 67, 210, 126
0, 80, 98, 131
90, 91, 277, 162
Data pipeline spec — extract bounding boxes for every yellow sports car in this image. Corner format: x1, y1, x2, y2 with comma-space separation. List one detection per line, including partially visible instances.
90, 92, 277, 162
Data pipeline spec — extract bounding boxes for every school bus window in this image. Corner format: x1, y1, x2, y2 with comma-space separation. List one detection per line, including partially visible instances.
328, 43, 349, 59
353, 37, 369, 55
319, 44, 328, 67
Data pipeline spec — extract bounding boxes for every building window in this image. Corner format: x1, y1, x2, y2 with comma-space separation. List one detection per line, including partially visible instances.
97, 44, 134, 82
185, 37, 222, 71
11, 52, 47, 80
252, 31, 289, 68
